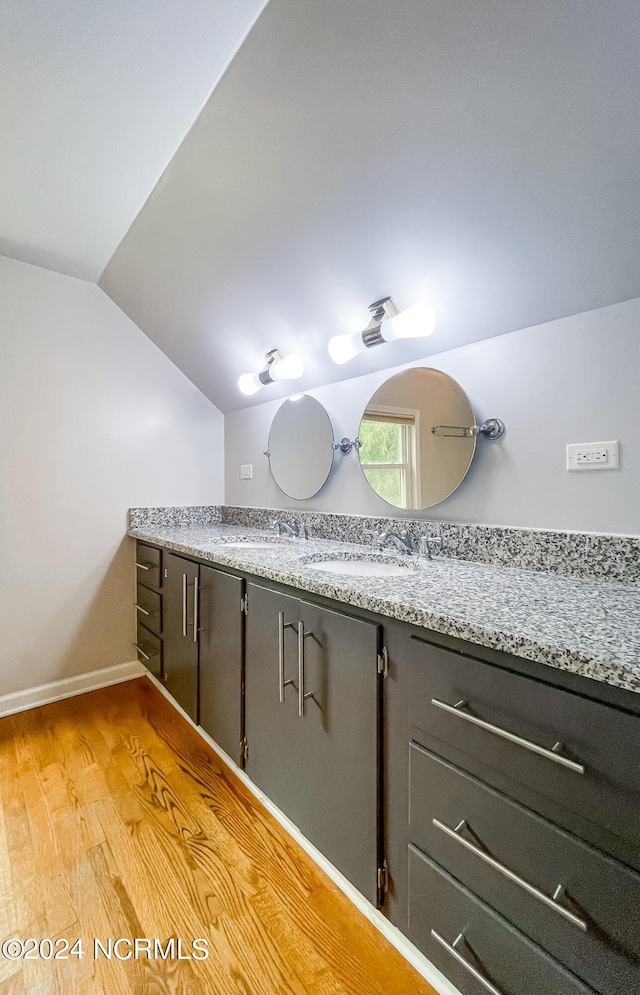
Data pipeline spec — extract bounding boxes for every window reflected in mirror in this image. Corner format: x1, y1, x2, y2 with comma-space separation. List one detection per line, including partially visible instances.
358, 368, 476, 510
359, 407, 421, 509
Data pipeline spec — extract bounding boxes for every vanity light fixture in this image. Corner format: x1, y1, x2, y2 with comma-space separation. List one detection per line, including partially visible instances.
328, 297, 436, 365
238, 349, 305, 396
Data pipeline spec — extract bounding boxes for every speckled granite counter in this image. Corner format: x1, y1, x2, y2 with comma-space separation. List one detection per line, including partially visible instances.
128, 522, 640, 696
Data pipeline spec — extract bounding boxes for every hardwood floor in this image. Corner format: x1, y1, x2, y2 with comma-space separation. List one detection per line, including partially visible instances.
0, 678, 436, 994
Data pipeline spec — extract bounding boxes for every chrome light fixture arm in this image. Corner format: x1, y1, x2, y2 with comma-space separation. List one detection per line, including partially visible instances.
359, 297, 400, 349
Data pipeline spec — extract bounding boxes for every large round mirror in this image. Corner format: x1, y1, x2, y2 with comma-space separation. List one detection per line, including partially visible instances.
357, 368, 476, 509
268, 395, 335, 499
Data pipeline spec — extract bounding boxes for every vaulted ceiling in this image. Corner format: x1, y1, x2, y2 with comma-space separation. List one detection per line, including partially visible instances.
0, 0, 267, 280
4, 1, 640, 412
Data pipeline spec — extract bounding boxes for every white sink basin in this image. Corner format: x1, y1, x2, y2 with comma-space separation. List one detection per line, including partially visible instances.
303, 557, 414, 577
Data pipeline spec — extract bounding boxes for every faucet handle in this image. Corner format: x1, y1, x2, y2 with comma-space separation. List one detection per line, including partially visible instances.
419, 535, 443, 558
398, 530, 414, 553
363, 528, 380, 546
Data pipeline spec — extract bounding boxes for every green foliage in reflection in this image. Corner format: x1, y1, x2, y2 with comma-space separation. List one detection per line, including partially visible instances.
358, 419, 402, 462
363, 467, 404, 506
360, 418, 406, 506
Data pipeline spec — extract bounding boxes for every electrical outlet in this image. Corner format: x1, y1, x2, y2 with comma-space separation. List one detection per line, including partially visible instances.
566, 441, 619, 471
240, 464, 253, 479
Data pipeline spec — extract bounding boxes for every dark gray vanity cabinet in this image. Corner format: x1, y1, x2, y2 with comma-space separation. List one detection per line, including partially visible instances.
398, 629, 640, 995
408, 633, 640, 872
198, 565, 244, 763
244, 582, 381, 905
162, 552, 199, 722
133, 540, 640, 995
410, 745, 640, 995
408, 848, 596, 995
134, 542, 163, 678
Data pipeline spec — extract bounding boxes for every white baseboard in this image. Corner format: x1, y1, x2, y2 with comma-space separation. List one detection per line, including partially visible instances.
145, 671, 461, 995
0, 660, 146, 719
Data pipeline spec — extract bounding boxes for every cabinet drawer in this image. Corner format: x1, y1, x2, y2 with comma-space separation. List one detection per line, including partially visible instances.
135, 542, 162, 591
410, 744, 640, 994
134, 623, 162, 679
409, 846, 595, 995
135, 583, 162, 636
409, 637, 640, 867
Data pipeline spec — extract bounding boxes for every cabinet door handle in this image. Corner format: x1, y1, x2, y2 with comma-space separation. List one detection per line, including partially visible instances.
182, 573, 187, 637
135, 562, 150, 571
134, 603, 150, 616
193, 574, 199, 643
431, 698, 585, 774
297, 621, 314, 718
278, 611, 294, 702
432, 818, 587, 931
133, 642, 150, 661
430, 930, 504, 995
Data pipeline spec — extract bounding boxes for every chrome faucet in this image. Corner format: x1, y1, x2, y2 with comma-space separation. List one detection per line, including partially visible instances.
363, 527, 444, 559
375, 529, 414, 554
270, 517, 300, 537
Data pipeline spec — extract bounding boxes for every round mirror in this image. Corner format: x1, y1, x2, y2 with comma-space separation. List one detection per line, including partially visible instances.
357, 368, 476, 509
268, 395, 335, 499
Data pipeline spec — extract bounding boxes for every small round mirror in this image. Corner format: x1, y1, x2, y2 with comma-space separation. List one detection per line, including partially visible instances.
357, 368, 476, 509
268, 395, 335, 499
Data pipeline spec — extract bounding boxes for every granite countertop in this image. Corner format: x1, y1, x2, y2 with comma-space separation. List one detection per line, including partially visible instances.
128, 522, 640, 696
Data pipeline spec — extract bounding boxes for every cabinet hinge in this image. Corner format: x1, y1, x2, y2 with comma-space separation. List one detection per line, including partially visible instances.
240, 593, 249, 615
376, 861, 389, 907
377, 646, 389, 678
240, 738, 249, 763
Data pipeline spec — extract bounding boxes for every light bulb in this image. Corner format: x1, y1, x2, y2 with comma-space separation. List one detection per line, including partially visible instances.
328, 330, 367, 364
271, 352, 304, 381
382, 300, 436, 341
238, 372, 262, 396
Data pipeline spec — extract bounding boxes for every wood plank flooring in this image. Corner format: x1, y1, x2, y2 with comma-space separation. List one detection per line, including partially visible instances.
0, 678, 436, 994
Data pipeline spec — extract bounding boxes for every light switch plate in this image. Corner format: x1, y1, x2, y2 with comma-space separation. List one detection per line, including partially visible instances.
240, 464, 253, 479
566, 441, 619, 471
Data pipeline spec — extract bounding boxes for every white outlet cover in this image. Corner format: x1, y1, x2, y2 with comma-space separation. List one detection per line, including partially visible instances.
240, 463, 253, 479
566, 441, 619, 471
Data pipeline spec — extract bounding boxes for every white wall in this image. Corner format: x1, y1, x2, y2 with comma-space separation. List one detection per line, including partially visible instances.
225, 297, 640, 536
0, 256, 224, 696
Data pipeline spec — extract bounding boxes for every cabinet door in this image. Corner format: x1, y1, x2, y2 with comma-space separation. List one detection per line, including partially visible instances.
198, 566, 244, 763
245, 582, 379, 904
162, 552, 199, 721
244, 582, 301, 799
298, 599, 379, 903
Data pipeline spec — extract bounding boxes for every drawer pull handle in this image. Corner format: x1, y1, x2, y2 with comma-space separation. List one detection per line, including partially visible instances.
433, 818, 588, 932
431, 698, 585, 774
193, 575, 199, 644
134, 603, 150, 616
182, 573, 187, 637
135, 562, 150, 571
133, 643, 151, 661
278, 612, 295, 703
431, 930, 504, 995
297, 621, 315, 718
